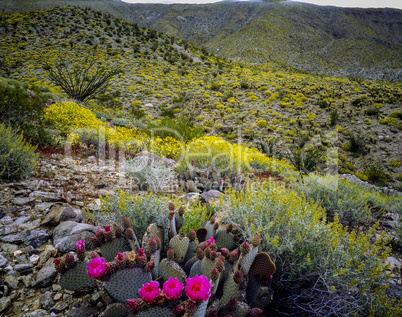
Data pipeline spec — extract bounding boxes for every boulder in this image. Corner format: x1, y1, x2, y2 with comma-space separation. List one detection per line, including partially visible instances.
53, 221, 97, 253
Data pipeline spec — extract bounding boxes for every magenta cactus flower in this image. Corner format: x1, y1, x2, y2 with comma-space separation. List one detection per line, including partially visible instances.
76, 239, 85, 253
163, 278, 184, 301
138, 281, 161, 304
185, 275, 211, 302
205, 236, 215, 247
87, 257, 106, 279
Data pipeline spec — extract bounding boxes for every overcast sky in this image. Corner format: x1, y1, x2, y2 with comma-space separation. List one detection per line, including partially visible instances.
122, 0, 402, 10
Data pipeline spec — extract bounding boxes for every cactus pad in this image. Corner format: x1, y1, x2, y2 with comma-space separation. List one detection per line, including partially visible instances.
189, 259, 203, 278
196, 227, 207, 243
201, 256, 216, 277
100, 238, 132, 263
143, 224, 164, 257
219, 301, 250, 317
137, 306, 176, 317
103, 267, 152, 303
246, 275, 274, 309
169, 234, 190, 263
220, 272, 245, 308
59, 261, 97, 291
99, 303, 129, 317
183, 256, 198, 276
239, 246, 258, 275
249, 252, 276, 277
183, 241, 198, 265
159, 259, 186, 284
215, 229, 235, 250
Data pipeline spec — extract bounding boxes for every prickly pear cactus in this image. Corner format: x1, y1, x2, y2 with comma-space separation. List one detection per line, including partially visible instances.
137, 306, 176, 317
99, 303, 129, 317
246, 275, 274, 309
103, 267, 152, 303
169, 233, 190, 263
159, 257, 187, 284
100, 238, 132, 263
59, 261, 97, 291
215, 228, 236, 250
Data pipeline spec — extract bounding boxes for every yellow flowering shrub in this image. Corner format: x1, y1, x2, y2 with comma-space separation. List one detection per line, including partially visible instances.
44, 101, 103, 137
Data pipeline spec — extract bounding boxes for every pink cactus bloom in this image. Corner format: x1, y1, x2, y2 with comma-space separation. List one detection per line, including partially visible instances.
139, 281, 161, 304
87, 257, 106, 279
185, 275, 211, 302
205, 236, 215, 247
163, 278, 184, 301
76, 239, 85, 253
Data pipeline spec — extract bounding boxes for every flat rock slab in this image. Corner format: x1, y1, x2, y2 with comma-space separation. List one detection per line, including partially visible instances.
53, 221, 97, 252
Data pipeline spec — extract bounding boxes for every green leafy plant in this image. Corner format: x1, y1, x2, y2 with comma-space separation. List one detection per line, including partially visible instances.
0, 123, 39, 180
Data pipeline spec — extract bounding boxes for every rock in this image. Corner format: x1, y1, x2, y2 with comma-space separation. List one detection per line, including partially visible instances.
386, 257, 402, 275
14, 263, 34, 272
0, 254, 8, 267
1, 230, 29, 244
0, 296, 11, 313
42, 204, 74, 226
144, 103, 154, 107
53, 221, 97, 253
40, 291, 55, 310
200, 190, 224, 205
13, 197, 36, 206
66, 306, 102, 317
22, 309, 47, 317
25, 230, 50, 248
4, 275, 19, 289
135, 151, 176, 166
21, 275, 32, 287
35, 202, 55, 212
29, 191, 61, 202
33, 258, 57, 288
60, 207, 78, 222
50, 301, 69, 313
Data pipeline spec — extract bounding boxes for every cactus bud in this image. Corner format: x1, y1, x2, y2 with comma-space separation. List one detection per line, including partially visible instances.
226, 223, 233, 233
209, 241, 217, 251
220, 248, 229, 258
205, 246, 211, 259
208, 309, 218, 317
168, 210, 175, 220
127, 250, 136, 268
122, 217, 130, 229
210, 250, 217, 261
115, 226, 122, 238
213, 222, 219, 232
154, 236, 161, 250
186, 300, 196, 311
168, 202, 175, 211
90, 236, 100, 248
209, 216, 215, 224
189, 229, 196, 242
149, 238, 157, 254
104, 225, 113, 242
136, 248, 147, 268
196, 247, 204, 260
228, 297, 237, 311
174, 304, 185, 317
90, 251, 100, 259
233, 270, 243, 284
115, 252, 126, 269
65, 253, 74, 263
178, 206, 185, 216
251, 234, 261, 247
215, 258, 224, 273
54, 258, 65, 274
229, 249, 239, 263
126, 299, 139, 314
167, 248, 175, 261
105, 262, 112, 273
250, 308, 264, 317
95, 228, 104, 245
210, 267, 219, 282
233, 234, 239, 241
125, 227, 134, 240
240, 242, 251, 256
146, 261, 155, 272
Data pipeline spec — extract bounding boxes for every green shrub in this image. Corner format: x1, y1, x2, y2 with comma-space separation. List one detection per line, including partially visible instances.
0, 124, 39, 181
362, 159, 388, 182
288, 148, 322, 174
349, 131, 368, 155
90, 191, 172, 244
329, 108, 339, 126
256, 119, 267, 128
224, 183, 393, 316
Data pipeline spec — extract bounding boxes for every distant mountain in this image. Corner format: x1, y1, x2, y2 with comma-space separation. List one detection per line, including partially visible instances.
1, 0, 401, 81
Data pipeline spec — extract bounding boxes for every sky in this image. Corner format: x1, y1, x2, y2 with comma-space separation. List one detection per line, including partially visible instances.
122, 0, 402, 10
